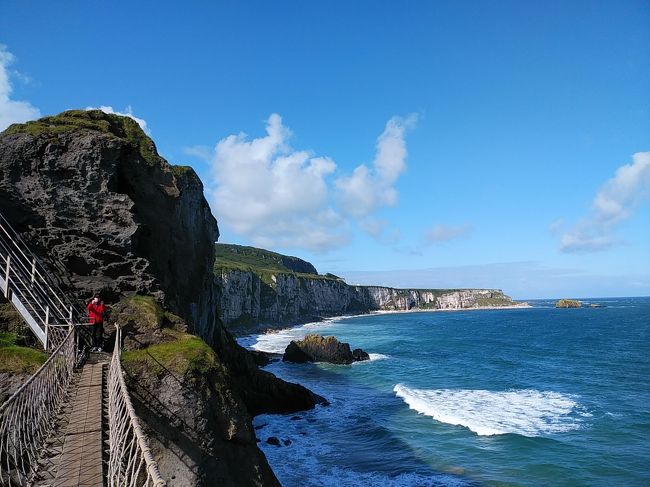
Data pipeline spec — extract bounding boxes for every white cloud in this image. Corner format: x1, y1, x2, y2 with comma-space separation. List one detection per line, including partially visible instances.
85, 105, 150, 134
560, 151, 650, 252
208, 113, 346, 251
336, 114, 417, 219
0, 45, 41, 132
424, 223, 473, 243
203, 113, 417, 252
183, 144, 213, 161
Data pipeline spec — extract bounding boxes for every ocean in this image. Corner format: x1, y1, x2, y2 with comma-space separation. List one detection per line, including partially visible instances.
239, 297, 650, 486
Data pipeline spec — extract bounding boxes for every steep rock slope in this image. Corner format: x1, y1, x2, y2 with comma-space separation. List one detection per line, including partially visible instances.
214, 245, 518, 330
0, 110, 319, 486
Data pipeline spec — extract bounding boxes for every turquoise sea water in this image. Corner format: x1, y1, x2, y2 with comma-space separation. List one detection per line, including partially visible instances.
241, 297, 650, 486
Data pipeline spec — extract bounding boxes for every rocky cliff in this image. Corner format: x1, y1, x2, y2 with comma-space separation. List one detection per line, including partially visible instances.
0, 110, 321, 486
214, 250, 518, 331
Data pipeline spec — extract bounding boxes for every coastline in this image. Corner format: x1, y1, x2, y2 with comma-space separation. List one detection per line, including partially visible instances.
236, 302, 533, 343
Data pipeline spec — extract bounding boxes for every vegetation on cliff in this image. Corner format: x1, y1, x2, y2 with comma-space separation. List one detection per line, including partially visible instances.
0, 300, 46, 374
0, 331, 47, 374
214, 243, 520, 330
4, 109, 162, 166
215, 243, 323, 277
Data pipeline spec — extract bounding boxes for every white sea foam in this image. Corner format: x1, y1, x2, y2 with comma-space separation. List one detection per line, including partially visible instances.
394, 384, 585, 436
238, 319, 339, 354
254, 404, 470, 487
351, 353, 391, 365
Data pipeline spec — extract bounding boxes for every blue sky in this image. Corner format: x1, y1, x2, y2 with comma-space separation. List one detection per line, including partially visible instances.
1, 1, 648, 299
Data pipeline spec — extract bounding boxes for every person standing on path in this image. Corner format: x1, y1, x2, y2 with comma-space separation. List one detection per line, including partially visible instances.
86, 295, 106, 351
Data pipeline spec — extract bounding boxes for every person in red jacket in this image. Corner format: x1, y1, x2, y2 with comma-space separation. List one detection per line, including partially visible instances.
86, 295, 106, 351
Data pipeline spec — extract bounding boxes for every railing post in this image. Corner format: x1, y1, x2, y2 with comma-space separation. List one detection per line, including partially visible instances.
3, 254, 9, 298
44, 305, 50, 350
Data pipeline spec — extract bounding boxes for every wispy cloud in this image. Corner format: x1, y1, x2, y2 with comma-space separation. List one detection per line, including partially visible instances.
560, 151, 650, 252
336, 114, 417, 220
183, 144, 213, 161
423, 223, 473, 243
0, 45, 41, 132
85, 105, 150, 134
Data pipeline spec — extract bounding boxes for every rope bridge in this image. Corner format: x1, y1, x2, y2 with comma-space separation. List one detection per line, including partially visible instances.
108, 326, 166, 487
0, 326, 166, 486
0, 211, 166, 485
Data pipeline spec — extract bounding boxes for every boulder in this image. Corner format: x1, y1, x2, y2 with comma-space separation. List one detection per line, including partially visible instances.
283, 334, 370, 365
352, 348, 370, 361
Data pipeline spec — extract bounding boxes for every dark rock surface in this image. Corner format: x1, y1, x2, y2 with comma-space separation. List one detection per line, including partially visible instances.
283, 334, 370, 365
0, 110, 322, 486
352, 348, 370, 361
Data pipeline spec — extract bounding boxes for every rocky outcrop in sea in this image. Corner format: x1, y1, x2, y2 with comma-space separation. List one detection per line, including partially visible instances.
283, 334, 370, 365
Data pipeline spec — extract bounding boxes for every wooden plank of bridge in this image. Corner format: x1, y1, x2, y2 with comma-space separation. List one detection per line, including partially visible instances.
54, 362, 105, 487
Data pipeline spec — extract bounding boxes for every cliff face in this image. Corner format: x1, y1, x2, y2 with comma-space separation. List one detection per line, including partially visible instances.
215, 266, 517, 330
0, 110, 319, 486
0, 111, 217, 339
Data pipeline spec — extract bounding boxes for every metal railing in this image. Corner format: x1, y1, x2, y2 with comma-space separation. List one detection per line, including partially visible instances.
108, 325, 166, 487
0, 326, 75, 486
0, 212, 83, 349
0, 212, 166, 485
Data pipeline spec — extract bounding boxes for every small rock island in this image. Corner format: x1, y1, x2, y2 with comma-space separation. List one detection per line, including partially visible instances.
555, 299, 582, 308
283, 334, 370, 365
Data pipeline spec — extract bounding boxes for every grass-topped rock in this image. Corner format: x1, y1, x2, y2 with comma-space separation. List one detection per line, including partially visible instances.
0, 331, 47, 374
4, 109, 161, 166
215, 243, 318, 275
283, 334, 369, 365
556, 299, 582, 308
122, 329, 219, 377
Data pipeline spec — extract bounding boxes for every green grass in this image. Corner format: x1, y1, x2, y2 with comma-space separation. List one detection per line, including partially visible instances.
3, 110, 161, 166
214, 243, 340, 284
122, 330, 217, 376
476, 297, 516, 307
0, 332, 47, 374
215, 243, 315, 273
171, 165, 196, 177
118, 295, 165, 329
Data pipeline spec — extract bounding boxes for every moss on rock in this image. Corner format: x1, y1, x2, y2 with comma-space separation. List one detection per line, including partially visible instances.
122, 330, 218, 376
3, 109, 161, 166
556, 299, 581, 308
116, 294, 165, 330
0, 331, 47, 374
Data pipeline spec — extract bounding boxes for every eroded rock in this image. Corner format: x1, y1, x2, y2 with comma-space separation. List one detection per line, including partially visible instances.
283, 334, 370, 365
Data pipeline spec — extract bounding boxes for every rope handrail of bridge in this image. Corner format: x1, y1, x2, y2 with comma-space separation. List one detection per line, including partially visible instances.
108, 325, 166, 487
0, 325, 75, 486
